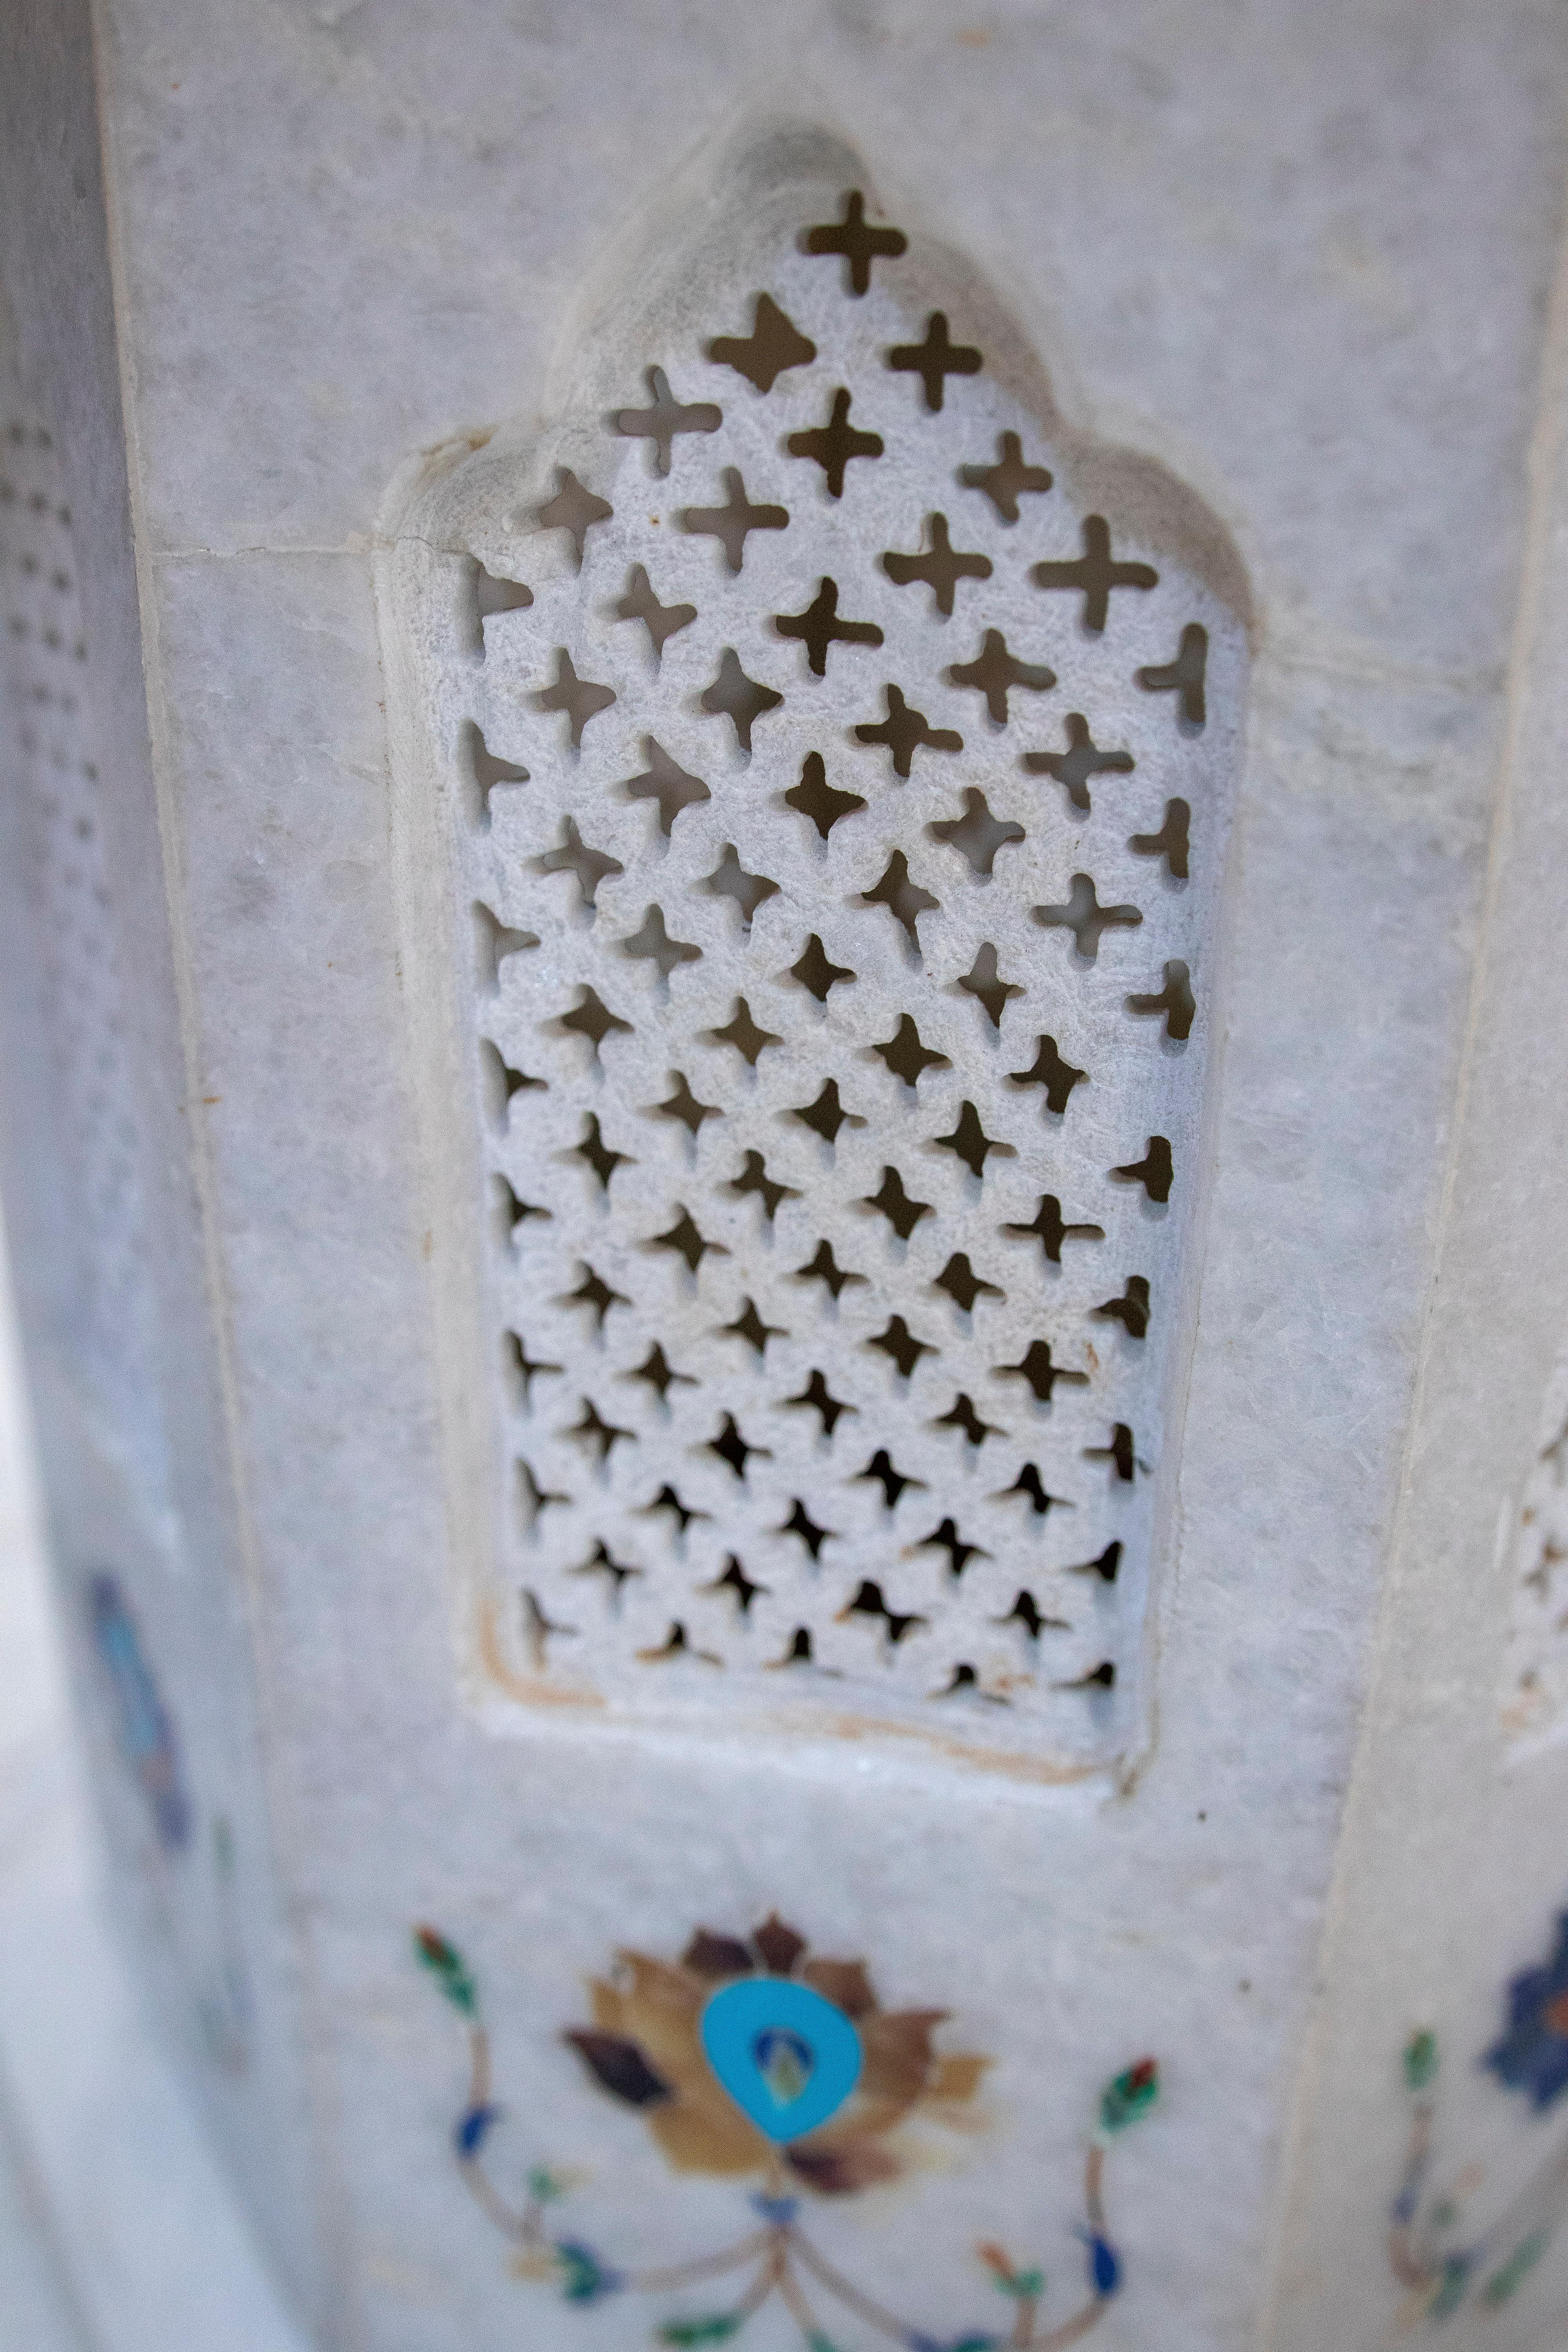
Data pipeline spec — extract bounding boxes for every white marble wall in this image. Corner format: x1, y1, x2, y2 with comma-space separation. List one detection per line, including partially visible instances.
3, 5, 1568, 2349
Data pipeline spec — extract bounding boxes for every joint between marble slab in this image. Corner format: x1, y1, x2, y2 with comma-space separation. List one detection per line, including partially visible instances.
151, 540, 377, 563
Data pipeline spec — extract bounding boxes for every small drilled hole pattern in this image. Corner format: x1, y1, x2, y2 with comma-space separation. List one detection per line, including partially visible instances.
0, 398, 167, 1503
385, 171, 1246, 1766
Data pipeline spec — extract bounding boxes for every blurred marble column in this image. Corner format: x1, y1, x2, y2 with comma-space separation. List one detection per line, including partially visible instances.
3, 7, 1568, 2352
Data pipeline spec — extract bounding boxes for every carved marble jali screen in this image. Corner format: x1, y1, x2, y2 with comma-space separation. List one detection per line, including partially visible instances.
379, 136, 1249, 1771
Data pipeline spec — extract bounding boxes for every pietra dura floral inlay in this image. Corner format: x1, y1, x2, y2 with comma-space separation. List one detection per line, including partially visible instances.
415, 1911, 1160, 2348
379, 132, 1248, 1768
87, 1570, 191, 1856
1387, 1907, 1568, 2327
83, 1572, 251, 2074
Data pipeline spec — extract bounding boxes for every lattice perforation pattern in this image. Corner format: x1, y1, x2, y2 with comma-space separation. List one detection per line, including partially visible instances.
401, 186, 1245, 1763
0, 405, 167, 1501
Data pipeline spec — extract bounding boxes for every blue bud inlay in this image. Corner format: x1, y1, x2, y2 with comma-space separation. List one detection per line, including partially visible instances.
701, 1977, 862, 2143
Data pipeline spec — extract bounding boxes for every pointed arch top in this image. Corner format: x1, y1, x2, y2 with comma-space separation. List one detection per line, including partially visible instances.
377, 122, 1250, 1776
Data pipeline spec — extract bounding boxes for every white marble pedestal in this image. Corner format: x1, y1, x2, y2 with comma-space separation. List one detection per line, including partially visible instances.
5, 8, 1568, 2350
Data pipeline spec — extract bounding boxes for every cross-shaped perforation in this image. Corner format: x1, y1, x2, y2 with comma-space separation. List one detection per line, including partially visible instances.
403, 174, 1241, 1756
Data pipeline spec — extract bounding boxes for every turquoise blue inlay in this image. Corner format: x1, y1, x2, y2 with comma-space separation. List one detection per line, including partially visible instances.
700, 1978, 862, 2144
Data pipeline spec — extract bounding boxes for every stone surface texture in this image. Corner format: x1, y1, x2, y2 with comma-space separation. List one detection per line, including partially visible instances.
380, 136, 1249, 1766
1, 4, 1567, 2350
